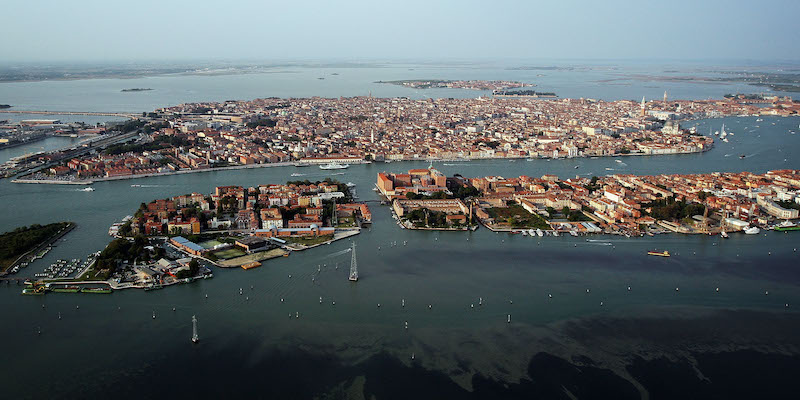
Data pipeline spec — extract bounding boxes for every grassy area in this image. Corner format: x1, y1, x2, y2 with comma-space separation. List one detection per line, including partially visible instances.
336, 216, 358, 228
486, 205, 550, 230
1, 222, 71, 273
212, 248, 247, 260
286, 234, 335, 247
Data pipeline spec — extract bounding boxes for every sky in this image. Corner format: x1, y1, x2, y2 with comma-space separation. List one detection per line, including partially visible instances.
1, 0, 799, 63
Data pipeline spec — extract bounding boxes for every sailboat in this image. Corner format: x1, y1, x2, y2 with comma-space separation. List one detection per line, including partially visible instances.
191, 315, 199, 343
348, 242, 359, 282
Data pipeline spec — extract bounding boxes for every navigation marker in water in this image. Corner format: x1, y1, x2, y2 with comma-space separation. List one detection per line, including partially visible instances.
349, 242, 359, 282
191, 315, 199, 344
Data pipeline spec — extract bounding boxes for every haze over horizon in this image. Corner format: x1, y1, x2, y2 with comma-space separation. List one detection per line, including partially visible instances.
2, 0, 799, 63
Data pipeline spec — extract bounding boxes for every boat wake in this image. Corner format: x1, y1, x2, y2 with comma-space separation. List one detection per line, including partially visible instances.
326, 248, 352, 258
442, 163, 469, 166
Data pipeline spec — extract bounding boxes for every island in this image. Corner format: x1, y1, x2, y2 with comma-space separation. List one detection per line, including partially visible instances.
375, 79, 532, 91
6, 94, 799, 185
377, 168, 800, 236
492, 89, 557, 98
0, 222, 74, 276
121, 88, 153, 92
22, 179, 371, 294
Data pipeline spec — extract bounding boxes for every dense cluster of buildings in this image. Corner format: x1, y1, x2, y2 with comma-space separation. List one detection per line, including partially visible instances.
377, 167, 800, 234
377, 167, 449, 199
129, 181, 370, 244
20, 94, 798, 183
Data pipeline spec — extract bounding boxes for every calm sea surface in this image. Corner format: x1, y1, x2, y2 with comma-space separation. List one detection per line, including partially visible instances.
1, 63, 799, 398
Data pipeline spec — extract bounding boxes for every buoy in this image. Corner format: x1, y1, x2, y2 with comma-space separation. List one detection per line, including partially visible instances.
319, 296, 323, 304
377, 303, 381, 308
600, 301, 604, 306
716, 287, 720, 292
627, 286, 631, 291
675, 287, 679, 292
411, 353, 415, 360
509, 300, 513, 304
172, 307, 176, 311
428, 304, 432, 309
405, 321, 408, 329
205, 294, 208, 299
586, 289, 590, 294
246, 297, 249, 301
76, 305, 79, 310
281, 298, 284, 303
765, 291, 769, 295
42, 304, 45, 309
507, 314, 511, 323
288, 274, 292, 278
332, 301, 336, 305
295, 312, 299, 318
470, 304, 474, 308
548, 294, 552, 299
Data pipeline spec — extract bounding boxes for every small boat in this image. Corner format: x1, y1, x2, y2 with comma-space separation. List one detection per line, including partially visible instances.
647, 250, 670, 257
720, 231, 729, 239
744, 226, 760, 235
739, 154, 746, 159
80, 187, 95, 192
290, 173, 305, 177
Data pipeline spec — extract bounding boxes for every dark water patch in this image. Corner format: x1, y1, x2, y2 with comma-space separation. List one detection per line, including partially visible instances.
471, 352, 640, 400
626, 350, 800, 399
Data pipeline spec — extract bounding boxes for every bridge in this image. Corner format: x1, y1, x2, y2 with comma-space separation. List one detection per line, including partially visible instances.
0, 110, 138, 119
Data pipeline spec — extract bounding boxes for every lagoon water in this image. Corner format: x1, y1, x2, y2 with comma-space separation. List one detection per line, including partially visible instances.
1, 63, 800, 398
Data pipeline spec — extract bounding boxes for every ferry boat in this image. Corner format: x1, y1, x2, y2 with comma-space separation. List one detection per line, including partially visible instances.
647, 250, 670, 257
21, 288, 45, 295
52, 286, 80, 293
319, 161, 349, 170
744, 226, 760, 235
775, 221, 800, 232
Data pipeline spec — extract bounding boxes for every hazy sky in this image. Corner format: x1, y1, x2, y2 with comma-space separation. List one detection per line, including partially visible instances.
2, 0, 798, 63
